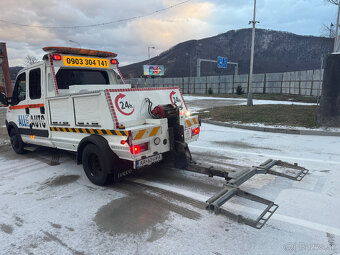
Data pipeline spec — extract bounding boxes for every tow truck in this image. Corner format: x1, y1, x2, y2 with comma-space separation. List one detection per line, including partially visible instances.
1, 47, 309, 229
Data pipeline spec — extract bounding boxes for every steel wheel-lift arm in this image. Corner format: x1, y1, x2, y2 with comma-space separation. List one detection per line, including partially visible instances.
182, 159, 309, 229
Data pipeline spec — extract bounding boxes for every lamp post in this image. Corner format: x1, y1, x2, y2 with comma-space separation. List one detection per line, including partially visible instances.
330, 23, 335, 38
148, 46, 155, 64
247, 0, 259, 106
186, 53, 191, 77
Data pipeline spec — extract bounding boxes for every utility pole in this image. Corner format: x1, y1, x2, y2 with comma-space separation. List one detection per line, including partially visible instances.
247, 0, 259, 106
334, 2, 340, 52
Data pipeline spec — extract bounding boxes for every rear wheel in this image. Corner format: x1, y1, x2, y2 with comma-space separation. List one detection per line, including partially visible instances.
82, 144, 114, 186
175, 145, 192, 169
9, 129, 25, 154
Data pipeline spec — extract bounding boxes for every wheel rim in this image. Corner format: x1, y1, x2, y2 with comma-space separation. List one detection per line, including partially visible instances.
88, 153, 103, 177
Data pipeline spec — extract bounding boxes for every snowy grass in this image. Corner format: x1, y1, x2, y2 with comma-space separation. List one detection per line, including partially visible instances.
199, 105, 319, 128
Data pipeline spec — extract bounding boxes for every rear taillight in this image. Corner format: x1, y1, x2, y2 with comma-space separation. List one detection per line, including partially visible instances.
111, 59, 119, 65
130, 142, 148, 154
51, 54, 62, 61
192, 127, 200, 136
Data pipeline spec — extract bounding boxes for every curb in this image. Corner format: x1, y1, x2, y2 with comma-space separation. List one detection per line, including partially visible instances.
202, 119, 340, 137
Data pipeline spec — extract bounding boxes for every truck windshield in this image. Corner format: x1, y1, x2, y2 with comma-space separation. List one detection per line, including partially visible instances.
56, 69, 110, 89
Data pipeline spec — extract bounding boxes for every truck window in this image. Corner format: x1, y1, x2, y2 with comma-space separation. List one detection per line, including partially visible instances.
56, 69, 109, 89
12, 73, 26, 105
29, 68, 41, 99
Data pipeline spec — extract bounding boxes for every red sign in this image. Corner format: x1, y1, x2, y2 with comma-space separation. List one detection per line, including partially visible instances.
115, 93, 134, 116
170, 91, 182, 107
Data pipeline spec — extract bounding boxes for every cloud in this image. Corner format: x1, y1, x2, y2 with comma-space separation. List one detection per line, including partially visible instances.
0, 0, 337, 67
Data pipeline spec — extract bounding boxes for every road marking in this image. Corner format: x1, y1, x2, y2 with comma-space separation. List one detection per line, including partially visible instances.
190, 145, 340, 165
131, 178, 340, 236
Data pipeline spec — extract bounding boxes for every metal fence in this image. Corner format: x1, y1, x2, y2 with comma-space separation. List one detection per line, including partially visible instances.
125, 69, 324, 96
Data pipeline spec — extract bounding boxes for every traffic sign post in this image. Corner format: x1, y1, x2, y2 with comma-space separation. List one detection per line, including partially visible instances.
197, 57, 238, 77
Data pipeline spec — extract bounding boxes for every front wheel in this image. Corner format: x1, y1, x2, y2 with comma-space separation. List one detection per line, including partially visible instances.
82, 144, 114, 186
9, 129, 26, 154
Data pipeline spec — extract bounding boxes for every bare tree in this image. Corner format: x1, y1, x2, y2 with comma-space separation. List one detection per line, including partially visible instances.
24, 55, 39, 66
321, 1, 339, 38
325, 0, 339, 5
322, 23, 335, 37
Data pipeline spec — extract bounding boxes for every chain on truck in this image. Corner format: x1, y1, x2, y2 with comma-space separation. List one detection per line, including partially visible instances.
1, 47, 310, 229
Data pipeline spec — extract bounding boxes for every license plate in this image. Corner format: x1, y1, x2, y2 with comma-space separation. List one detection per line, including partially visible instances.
184, 128, 192, 139
136, 154, 162, 168
63, 56, 109, 68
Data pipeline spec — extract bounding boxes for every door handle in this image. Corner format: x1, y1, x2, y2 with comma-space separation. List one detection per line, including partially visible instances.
25, 107, 30, 114
40, 106, 45, 114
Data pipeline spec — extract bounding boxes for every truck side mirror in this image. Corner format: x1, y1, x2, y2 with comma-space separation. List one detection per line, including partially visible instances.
0, 92, 8, 106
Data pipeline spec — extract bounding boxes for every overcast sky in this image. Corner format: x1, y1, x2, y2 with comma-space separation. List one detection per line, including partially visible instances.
0, 0, 337, 67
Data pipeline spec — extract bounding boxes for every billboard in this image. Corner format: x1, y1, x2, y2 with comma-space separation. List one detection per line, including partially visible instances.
143, 65, 165, 76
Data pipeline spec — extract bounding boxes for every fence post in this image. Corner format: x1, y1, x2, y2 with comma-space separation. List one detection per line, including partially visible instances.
182, 77, 184, 93
232, 74, 235, 94
280, 73, 285, 94
310, 69, 314, 96
263, 73, 267, 94
287, 73, 290, 95
298, 72, 301, 96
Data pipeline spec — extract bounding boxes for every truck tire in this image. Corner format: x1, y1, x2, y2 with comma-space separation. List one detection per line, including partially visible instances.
174, 142, 192, 169
9, 129, 25, 154
82, 144, 113, 186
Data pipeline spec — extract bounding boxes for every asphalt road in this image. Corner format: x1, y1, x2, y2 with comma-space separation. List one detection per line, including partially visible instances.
0, 113, 339, 254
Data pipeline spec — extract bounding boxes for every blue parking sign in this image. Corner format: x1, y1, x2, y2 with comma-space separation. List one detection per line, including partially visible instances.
217, 56, 227, 68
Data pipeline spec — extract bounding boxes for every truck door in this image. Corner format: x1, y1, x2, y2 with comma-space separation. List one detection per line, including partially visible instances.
8, 72, 31, 142
27, 67, 50, 145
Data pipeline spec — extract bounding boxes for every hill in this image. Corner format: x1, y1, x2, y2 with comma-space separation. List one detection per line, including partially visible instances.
120, 28, 333, 78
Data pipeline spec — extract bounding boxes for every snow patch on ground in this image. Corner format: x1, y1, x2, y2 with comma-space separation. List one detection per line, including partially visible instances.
183, 95, 317, 106
0, 123, 340, 254
219, 121, 340, 132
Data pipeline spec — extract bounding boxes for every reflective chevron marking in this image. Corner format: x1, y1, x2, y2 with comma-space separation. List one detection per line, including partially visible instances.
50, 127, 129, 136
133, 126, 161, 140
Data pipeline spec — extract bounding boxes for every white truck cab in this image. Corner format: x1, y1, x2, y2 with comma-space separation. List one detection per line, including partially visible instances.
4, 47, 200, 185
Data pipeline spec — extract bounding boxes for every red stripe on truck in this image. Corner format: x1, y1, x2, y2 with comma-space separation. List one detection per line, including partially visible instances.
9, 104, 44, 110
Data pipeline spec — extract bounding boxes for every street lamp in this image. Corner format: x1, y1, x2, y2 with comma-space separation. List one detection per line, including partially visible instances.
247, 0, 259, 106
186, 52, 191, 77
148, 46, 155, 64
